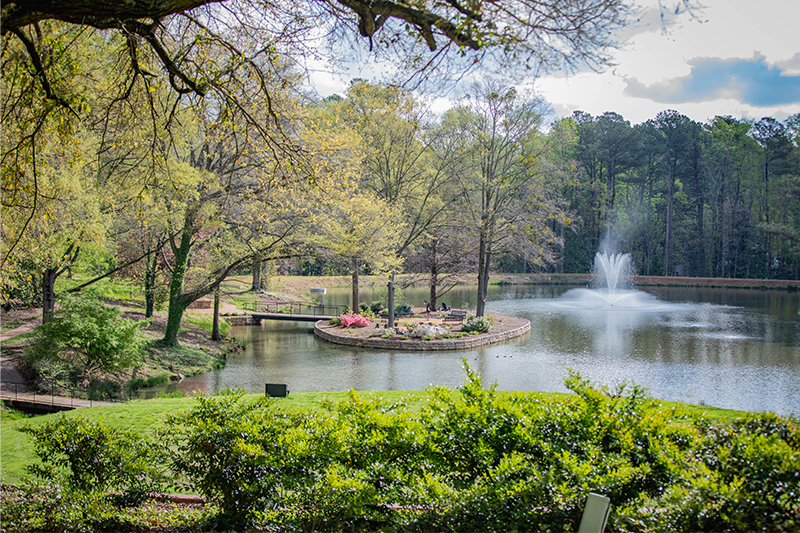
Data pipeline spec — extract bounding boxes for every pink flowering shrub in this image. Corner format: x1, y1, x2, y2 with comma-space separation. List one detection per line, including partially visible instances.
339, 313, 369, 328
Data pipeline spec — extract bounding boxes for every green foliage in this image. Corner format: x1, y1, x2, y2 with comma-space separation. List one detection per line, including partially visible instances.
0, 481, 128, 533
624, 413, 800, 532
462, 314, 494, 333
24, 294, 145, 378
1, 264, 39, 309
127, 374, 170, 391
19, 415, 162, 501
4, 371, 798, 532
1, 480, 213, 533
0, 403, 28, 422
159, 392, 310, 530
358, 304, 376, 319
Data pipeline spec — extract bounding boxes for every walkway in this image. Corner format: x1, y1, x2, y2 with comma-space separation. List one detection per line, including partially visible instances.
1, 317, 117, 410
1, 317, 39, 396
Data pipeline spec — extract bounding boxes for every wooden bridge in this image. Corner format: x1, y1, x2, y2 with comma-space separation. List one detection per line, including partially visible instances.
246, 302, 345, 323
1, 382, 116, 412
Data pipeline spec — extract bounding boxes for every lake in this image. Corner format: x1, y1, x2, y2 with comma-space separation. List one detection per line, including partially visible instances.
168, 284, 800, 416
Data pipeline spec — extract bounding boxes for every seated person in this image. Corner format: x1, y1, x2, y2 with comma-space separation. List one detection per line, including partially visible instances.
439, 302, 449, 311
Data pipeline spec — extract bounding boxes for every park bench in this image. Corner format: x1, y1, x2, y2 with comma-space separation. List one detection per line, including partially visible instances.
443, 310, 467, 322
380, 308, 414, 319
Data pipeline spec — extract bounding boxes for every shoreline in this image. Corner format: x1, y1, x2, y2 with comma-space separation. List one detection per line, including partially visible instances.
258, 273, 800, 301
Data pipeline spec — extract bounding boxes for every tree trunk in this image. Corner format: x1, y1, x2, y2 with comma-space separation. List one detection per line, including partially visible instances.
428, 237, 439, 310
211, 287, 221, 341
429, 268, 439, 311
42, 268, 58, 324
251, 257, 263, 291
41, 244, 80, 323
163, 297, 192, 347
387, 274, 395, 328
664, 163, 675, 276
144, 248, 157, 318
695, 195, 707, 277
163, 210, 197, 346
351, 259, 360, 313
476, 229, 491, 317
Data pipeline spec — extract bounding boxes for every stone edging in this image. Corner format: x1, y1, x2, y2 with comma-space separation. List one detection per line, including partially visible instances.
313, 314, 531, 351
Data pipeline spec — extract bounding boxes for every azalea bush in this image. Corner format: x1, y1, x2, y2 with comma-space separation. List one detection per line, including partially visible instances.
462, 314, 494, 333
408, 323, 449, 338
339, 313, 370, 328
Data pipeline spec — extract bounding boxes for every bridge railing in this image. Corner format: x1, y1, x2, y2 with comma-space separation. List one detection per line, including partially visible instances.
255, 301, 347, 317
0, 380, 125, 408
0, 377, 174, 407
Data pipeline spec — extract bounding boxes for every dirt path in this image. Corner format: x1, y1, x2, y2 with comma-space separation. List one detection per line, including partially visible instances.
0, 317, 39, 394
1, 317, 40, 342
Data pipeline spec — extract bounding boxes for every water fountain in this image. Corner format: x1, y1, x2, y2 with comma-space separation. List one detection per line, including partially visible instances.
593, 251, 633, 292
552, 251, 662, 309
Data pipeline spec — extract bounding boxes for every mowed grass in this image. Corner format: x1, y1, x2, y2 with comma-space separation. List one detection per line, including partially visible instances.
0, 390, 746, 486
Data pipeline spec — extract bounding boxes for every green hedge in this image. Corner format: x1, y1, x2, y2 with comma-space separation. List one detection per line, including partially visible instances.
2, 364, 798, 532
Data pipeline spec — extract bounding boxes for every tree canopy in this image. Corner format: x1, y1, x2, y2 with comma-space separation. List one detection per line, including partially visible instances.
3, 0, 631, 95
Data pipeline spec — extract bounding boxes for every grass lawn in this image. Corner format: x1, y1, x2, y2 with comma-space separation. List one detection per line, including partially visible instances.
1, 390, 745, 486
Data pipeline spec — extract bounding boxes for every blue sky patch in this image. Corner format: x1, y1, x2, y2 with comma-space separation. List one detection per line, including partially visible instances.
624, 55, 800, 106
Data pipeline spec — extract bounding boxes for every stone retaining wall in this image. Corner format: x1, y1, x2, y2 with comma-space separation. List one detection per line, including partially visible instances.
223, 315, 256, 326
314, 314, 530, 351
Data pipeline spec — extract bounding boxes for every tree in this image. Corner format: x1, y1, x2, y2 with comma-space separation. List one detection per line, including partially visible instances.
2, 0, 648, 319
337, 80, 461, 318
2, 0, 633, 255
568, 110, 640, 268
3, 0, 631, 95
405, 227, 475, 309
701, 116, 761, 278
648, 110, 695, 277
312, 190, 404, 312
437, 81, 571, 316
752, 117, 795, 271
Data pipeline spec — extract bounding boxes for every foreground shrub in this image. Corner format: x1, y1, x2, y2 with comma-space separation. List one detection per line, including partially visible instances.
8, 364, 799, 532
20, 415, 162, 501
1, 481, 212, 533
621, 413, 800, 532
160, 392, 319, 530
0, 481, 129, 533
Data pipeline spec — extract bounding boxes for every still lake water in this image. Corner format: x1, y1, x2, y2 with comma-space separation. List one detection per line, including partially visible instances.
170, 284, 800, 416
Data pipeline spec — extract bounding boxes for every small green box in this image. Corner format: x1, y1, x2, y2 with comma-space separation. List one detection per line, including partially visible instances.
265, 383, 289, 397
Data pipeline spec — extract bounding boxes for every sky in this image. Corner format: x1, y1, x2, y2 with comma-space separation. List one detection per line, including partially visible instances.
533, 0, 800, 125
309, 0, 800, 126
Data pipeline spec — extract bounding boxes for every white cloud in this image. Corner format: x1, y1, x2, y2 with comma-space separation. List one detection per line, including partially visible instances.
533, 0, 800, 124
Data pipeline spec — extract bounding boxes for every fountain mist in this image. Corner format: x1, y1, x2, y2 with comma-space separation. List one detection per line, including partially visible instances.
593, 252, 633, 292
551, 251, 663, 309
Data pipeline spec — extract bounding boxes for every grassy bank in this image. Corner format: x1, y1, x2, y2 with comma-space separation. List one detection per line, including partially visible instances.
0, 388, 745, 486
224, 272, 800, 298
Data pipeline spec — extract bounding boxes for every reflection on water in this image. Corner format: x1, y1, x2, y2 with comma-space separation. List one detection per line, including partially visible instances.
164, 285, 799, 416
